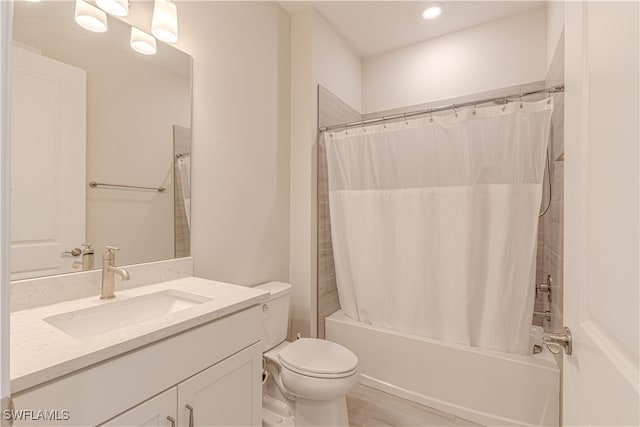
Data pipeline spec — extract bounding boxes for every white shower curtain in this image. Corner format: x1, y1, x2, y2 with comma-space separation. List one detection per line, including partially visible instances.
325, 99, 553, 355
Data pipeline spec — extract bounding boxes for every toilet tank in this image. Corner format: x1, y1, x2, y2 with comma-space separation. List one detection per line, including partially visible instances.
254, 281, 292, 351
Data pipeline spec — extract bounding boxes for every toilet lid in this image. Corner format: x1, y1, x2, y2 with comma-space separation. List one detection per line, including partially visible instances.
278, 339, 358, 376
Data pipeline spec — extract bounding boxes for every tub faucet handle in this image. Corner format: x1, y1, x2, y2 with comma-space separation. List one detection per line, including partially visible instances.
536, 274, 552, 302
543, 327, 572, 355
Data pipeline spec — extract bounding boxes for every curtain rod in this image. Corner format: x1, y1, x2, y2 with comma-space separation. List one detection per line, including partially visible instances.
319, 85, 564, 132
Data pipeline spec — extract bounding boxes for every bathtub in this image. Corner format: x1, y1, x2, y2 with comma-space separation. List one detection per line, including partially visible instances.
326, 310, 559, 426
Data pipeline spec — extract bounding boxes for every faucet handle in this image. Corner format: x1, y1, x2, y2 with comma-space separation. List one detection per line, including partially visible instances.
105, 246, 120, 253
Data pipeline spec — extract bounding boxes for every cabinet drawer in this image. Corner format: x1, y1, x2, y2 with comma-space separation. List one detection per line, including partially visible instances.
12, 305, 261, 426
100, 388, 177, 427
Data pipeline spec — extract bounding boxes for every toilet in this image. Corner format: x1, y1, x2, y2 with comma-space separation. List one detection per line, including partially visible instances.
256, 281, 359, 427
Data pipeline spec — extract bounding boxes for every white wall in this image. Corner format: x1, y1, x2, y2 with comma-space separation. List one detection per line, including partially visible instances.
289, 7, 315, 338
362, 7, 547, 114
289, 7, 361, 337
175, 2, 291, 286
546, 1, 564, 71
312, 12, 362, 113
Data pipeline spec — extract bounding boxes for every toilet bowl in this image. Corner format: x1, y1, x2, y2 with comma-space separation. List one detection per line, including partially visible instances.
256, 282, 359, 427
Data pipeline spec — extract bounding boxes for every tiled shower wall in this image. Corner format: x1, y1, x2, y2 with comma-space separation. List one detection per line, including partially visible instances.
535, 33, 564, 341
317, 86, 361, 338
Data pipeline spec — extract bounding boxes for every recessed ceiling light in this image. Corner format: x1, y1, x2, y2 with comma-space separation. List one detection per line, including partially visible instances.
422, 4, 443, 20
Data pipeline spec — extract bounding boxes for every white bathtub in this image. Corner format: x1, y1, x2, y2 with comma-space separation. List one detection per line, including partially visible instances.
326, 310, 559, 426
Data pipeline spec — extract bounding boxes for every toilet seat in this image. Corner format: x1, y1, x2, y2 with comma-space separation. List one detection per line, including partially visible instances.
278, 338, 358, 379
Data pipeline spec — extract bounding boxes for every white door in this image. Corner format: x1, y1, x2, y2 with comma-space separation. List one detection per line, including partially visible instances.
101, 388, 177, 427
177, 343, 262, 427
10, 46, 86, 280
563, 2, 639, 425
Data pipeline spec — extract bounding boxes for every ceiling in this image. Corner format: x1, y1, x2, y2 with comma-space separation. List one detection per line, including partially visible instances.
279, 1, 546, 58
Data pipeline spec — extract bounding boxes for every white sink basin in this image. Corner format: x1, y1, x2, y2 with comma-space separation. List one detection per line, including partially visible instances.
44, 290, 212, 339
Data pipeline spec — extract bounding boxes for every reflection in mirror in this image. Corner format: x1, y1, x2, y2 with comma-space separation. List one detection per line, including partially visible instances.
10, 1, 192, 280
174, 126, 191, 259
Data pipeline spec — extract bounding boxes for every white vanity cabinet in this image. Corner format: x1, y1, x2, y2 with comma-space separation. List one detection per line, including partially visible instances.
102, 389, 177, 427
102, 343, 262, 427
177, 343, 262, 427
12, 305, 263, 427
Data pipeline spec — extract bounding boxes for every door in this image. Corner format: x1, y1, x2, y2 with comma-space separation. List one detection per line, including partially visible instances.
177, 343, 262, 427
10, 46, 86, 280
563, 2, 639, 425
101, 388, 177, 427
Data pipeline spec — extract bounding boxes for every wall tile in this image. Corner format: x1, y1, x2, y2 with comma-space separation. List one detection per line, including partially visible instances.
317, 85, 361, 338
539, 30, 564, 338
545, 247, 564, 333
543, 200, 564, 257
552, 160, 564, 203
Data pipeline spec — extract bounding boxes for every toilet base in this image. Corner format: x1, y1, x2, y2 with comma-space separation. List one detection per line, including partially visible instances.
262, 394, 349, 427
294, 397, 349, 427
262, 406, 295, 427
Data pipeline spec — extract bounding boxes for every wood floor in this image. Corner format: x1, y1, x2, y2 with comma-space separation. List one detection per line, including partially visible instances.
346, 384, 484, 427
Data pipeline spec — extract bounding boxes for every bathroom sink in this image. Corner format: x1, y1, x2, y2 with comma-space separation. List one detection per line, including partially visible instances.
44, 290, 212, 339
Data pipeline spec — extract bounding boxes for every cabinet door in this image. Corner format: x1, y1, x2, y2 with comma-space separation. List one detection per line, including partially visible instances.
101, 388, 177, 427
177, 343, 262, 427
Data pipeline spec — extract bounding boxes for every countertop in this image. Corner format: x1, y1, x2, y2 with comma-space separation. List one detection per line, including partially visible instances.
11, 277, 269, 394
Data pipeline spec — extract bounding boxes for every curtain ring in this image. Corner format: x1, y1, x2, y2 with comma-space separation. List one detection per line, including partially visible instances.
429, 109, 434, 123
403, 113, 408, 126
502, 96, 507, 112
382, 117, 387, 128
453, 104, 458, 117
547, 88, 552, 104
472, 100, 477, 116
520, 89, 524, 109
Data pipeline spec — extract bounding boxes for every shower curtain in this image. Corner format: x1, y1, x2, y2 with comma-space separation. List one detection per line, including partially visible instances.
177, 154, 191, 228
325, 99, 553, 355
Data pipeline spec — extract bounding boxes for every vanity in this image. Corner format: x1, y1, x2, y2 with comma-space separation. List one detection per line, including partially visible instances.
10, 277, 269, 426
7, 3, 269, 425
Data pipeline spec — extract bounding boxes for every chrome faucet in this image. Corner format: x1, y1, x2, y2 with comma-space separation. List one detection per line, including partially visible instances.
100, 246, 130, 300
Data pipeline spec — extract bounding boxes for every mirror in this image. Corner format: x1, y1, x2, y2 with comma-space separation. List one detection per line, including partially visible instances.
10, 1, 192, 280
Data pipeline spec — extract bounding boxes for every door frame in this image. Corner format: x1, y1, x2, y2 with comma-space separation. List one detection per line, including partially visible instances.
0, 0, 12, 408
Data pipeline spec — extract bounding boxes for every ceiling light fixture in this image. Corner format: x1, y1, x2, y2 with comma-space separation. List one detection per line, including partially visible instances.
74, 0, 108, 33
151, 0, 179, 43
96, 0, 129, 17
130, 27, 157, 55
422, 3, 443, 20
